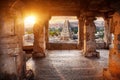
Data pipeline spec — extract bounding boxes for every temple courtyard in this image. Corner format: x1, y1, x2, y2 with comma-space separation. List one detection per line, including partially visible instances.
27, 50, 109, 80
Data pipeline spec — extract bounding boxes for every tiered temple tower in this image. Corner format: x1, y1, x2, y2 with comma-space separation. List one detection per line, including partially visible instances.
61, 20, 72, 40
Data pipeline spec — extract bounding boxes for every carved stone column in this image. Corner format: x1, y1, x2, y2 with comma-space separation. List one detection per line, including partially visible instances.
103, 12, 120, 80
83, 17, 99, 57
104, 17, 112, 49
45, 19, 50, 49
78, 17, 85, 49
33, 22, 46, 58
32, 11, 50, 58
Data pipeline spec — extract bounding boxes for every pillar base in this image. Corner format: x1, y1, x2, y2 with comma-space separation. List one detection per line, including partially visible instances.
0, 72, 17, 80
83, 51, 100, 58
77, 44, 82, 50
103, 68, 120, 80
32, 52, 45, 58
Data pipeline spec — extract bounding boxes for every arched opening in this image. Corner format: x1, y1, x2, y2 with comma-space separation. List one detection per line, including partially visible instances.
94, 17, 105, 49
23, 16, 36, 46
48, 16, 79, 49
94, 17, 114, 49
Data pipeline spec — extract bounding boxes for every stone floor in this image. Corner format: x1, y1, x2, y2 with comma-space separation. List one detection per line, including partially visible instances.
26, 50, 109, 80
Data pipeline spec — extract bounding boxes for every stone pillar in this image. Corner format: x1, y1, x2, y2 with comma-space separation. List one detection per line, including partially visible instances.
104, 17, 112, 49
0, 10, 25, 80
14, 11, 26, 80
33, 22, 46, 58
45, 20, 49, 49
83, 17, 99, 57
103, 12, 120, 80
78, 17, 85, 49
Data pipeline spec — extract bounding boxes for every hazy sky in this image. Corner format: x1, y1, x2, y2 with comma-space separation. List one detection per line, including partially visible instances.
24, 16, 104, 28
49, 16, 104, 24
49, 16, 78, 24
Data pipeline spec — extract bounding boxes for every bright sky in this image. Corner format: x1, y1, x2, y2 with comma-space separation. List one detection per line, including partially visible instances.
24, 16, 36, 28
49, 16, 104, 24
24, 16, 103, 28
49, 16, 78, 24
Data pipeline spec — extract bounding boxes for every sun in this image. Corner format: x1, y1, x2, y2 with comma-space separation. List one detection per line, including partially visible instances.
24, 16, 36, 27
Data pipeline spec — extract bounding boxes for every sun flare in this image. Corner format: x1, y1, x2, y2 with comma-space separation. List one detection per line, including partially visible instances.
24, 16, 36, 27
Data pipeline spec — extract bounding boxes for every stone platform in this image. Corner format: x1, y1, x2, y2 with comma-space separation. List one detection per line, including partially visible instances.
26, 50, 109, 80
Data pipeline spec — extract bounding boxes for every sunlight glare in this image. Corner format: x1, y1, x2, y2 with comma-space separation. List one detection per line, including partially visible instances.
24, 16, 36, 27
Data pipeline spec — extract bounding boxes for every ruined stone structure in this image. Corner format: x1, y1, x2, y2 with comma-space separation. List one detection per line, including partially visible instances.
0, 0, 120, 80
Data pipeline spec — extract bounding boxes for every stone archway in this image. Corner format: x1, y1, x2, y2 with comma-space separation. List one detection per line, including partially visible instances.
47, 16, 80, 50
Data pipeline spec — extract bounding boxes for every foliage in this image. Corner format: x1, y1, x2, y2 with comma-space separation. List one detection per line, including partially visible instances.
25, 28, 33, 34
49, 28, 61, 36
71, 27, 78, 34
95, 26, 104, 39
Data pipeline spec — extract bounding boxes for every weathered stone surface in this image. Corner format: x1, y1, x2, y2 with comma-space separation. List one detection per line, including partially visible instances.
0, 72, 17, 80
117, 44, 120, 50
104, 12, 120, 80
48, 43, 78, 50
45, 20, 49, 49
0, 48, 19, 55
32, 52, 45, 58
0, 37, 25, 80
0, 5, 25, 79
86, 41, 96, 52
117, 34, 120, 41
26, 50, 109, 80
33, 23, 46, 58
96, 43, 105, 49
83, 17, 99, 57
109, 53, 120, 77
0, 44, 18, 49
78, 17, 84, 49
104, 18, 111, 49
0, 36, 18, 44
0, 17, 15, 37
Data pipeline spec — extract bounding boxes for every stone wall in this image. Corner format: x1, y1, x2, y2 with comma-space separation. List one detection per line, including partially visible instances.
47, 43, 78, 50
0, 2, 25, 79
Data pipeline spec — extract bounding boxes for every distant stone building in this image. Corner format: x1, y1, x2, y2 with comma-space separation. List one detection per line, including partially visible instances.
60, 20, 72, 40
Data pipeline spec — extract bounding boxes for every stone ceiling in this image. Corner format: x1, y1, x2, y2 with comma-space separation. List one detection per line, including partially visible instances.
0, 0, 120, 16
21, 0, 120, 11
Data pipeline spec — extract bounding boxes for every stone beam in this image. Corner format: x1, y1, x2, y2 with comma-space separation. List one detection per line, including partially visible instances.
50, 10, 80, 16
